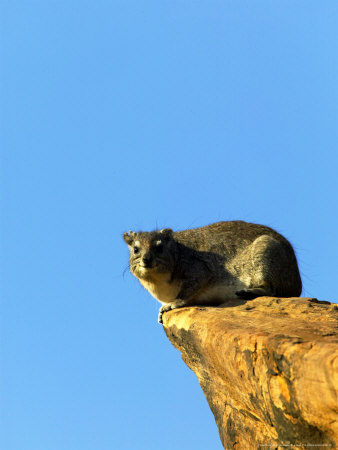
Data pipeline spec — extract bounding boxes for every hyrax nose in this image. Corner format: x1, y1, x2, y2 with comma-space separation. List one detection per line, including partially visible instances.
142, 256, 152, 267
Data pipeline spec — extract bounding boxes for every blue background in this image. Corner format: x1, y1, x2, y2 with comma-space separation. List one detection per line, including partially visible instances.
1, 1, 337, 449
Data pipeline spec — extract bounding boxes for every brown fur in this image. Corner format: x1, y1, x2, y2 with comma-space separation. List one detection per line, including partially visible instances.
123, 221, 302, 322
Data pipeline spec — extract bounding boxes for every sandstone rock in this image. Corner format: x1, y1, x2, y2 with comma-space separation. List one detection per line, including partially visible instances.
162, 297, 338, 449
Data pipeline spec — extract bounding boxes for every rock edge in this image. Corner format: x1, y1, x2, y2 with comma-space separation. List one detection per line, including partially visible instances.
162, 297, 338, 449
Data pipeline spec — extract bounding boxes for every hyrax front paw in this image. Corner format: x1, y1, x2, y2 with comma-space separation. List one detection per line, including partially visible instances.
158, 304, 173, 324
236, 288, 268, 300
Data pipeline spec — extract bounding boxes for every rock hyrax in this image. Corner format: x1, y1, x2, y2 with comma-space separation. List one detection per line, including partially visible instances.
123, 221, 302, 323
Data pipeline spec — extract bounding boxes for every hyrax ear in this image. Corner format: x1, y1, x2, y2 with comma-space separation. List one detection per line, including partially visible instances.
160, 228, 173, 240
123, 231, 135, 246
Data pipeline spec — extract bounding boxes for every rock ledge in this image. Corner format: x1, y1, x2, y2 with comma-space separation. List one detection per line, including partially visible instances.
162, 297, 338, 449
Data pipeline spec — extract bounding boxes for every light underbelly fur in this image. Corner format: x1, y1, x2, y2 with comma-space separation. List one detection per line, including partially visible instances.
140, 275, 246, 305
197, 281, 246, 302
139, 276, 181, 303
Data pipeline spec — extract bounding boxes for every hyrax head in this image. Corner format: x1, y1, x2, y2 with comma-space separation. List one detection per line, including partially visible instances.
123, 228, 175, 279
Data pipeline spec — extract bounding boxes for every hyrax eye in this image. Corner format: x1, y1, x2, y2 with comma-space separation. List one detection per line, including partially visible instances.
133, 247, 139, 254
156, 242, 163, 252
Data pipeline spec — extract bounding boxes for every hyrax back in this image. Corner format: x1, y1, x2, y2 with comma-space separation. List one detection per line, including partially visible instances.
123, 221, 302, 322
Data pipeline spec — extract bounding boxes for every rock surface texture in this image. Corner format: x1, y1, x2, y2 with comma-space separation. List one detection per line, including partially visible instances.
162, 297, 338, 449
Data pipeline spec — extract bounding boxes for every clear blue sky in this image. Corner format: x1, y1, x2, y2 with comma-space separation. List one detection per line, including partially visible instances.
1, 1, 337, 449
